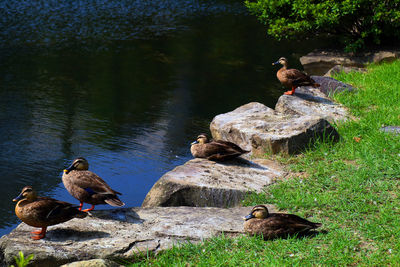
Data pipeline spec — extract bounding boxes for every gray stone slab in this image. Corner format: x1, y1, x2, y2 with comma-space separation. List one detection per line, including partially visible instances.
300, 50, 399, 75
210, 102, 339, 156
1, 206, 273, 266
275, 86, 351, 124
142, 158, 283, 208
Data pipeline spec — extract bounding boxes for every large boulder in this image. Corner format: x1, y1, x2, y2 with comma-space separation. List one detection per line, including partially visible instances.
300, 50, 400, 75
142, 158, 283, 208
0, 206, 267, 266
210, 102, 339, 156
275, 86, 351, 124
311, 76, 355, 96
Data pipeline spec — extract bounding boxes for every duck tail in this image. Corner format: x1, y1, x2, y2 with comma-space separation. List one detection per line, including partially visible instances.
105, 197, 125, 207
313, 222, 322, 228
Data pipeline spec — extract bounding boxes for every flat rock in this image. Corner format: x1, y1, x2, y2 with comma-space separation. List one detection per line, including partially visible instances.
142, 158, 283, 208
311, 76, 356, 96
0, 206, 268, 266
210, 102, 339, 156
300, 50, 399, 75
275, 86, 351, 123
323, 65, 367, 77
61, 259, 121, 267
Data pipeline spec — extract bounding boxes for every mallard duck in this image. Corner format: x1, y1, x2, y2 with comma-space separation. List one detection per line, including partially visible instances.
13, 186, 87, 240
272, 57, 320, 95
244, 205, 321, 239
62, 157, 124, 212
190, 134, 249, 161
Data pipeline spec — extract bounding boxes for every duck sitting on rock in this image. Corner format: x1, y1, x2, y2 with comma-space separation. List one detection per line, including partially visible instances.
13, 186, 87, 240
244, 205, 321, 239
190, 134, 249, 161
62, 157, 125, 212
272, 57, 320, 95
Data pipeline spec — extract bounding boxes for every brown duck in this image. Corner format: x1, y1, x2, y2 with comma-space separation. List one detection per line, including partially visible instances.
272, 57, 320, 95
62, 157, 124, 212
13, 186, 87, 240
190, 134, 249, 161
244, 205, 321, 239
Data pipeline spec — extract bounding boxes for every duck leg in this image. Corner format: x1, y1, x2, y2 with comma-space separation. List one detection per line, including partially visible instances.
82, 204, 95, 212
31, 227, 47, 240
78, 202, 83, 211
284, 86, 296, 95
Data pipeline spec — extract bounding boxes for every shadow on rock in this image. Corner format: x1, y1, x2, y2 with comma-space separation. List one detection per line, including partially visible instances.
89, 208, 145, 224
295, 90, 336, 105
47, 228, 110, 241
218, 157, 268, 170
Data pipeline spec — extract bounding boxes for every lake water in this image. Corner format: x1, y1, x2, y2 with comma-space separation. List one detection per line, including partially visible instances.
0, 0, 328, 236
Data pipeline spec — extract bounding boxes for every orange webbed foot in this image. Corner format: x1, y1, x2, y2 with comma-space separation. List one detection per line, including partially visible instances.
284, 90, 294, 95
31, 227, 46, 240
82, 205, 95, 212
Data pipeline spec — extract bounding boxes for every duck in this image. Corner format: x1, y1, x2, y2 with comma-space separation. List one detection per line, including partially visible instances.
62, 157, 125, 212
272, 57, 320, 95
243, 205, 321, 239
190, 134, 249, 161
13, 186, 87, 240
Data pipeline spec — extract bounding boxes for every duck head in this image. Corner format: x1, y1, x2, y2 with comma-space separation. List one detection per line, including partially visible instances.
190, 134, 209, 146
13, 186, 37, 202
244, 205, 269, 220
272, 57, 288, 67
64, 157, 89, 174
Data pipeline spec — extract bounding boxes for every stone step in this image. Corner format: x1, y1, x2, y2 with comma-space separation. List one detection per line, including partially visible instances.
0, 206, 273, 266
210, 102, 339, 156
142, 158, 283, 208
275, 85, 351, 124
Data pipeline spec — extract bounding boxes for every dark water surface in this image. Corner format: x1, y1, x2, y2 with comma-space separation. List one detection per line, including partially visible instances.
0, 0, 328, 236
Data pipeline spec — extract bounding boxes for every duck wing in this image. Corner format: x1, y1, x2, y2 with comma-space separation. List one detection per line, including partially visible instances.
70, 171, 121, 195
282, 69, 309, 82
283, 68, 318, 87
205, 141, 248, 160
213, 140, 249, 154
33, 197, 86, 224
267, 213, 321, 232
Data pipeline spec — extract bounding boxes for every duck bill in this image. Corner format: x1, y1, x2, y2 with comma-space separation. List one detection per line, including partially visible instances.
190, 140, 199, 145
63, 163, 75, 174
244, 213, 255, 221
13, 193, 24, 202
272, 61, 280, 65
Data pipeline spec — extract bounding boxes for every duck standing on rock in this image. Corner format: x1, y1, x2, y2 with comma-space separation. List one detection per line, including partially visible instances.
62, 157, 125, 212
190, 134, 249, 161
13, 186, 87, 240
244, 205, 321, 239
272, 57, 320, 95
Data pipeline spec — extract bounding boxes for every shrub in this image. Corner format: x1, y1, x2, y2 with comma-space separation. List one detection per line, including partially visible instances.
245, 0, 400, 52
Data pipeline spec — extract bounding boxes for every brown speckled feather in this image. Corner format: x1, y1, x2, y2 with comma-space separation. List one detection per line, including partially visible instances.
15, 196, 86, 228
62, 170, 124, 206
277, 68, 319, 89
191, 140, 249, 161
244, 213, 321, 239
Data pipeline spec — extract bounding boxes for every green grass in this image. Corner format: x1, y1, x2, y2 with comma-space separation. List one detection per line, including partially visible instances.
128, 60, 400, 266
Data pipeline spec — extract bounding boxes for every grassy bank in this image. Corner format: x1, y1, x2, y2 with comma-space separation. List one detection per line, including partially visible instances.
128, 60, 400, 266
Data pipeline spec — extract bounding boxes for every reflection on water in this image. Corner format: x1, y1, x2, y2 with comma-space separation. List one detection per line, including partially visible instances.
0, 1, 328, 236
